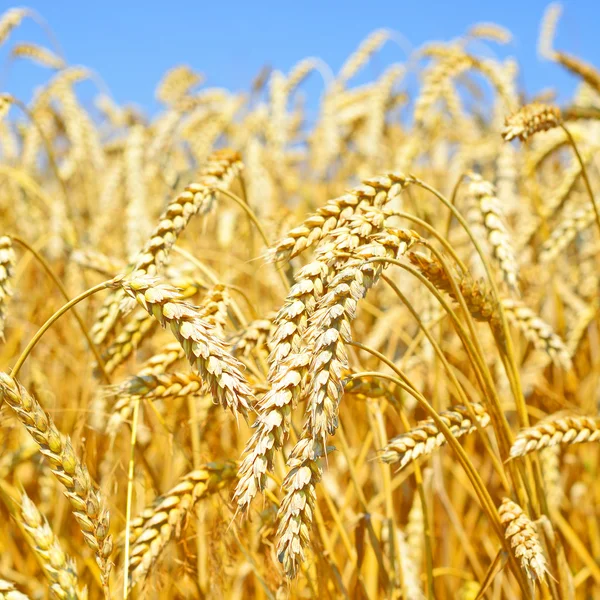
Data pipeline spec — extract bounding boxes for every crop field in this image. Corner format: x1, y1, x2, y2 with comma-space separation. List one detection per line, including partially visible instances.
0, 4, 599, 599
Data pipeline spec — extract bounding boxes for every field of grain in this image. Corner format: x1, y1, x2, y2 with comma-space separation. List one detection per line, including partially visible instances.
1, 4, 600, 599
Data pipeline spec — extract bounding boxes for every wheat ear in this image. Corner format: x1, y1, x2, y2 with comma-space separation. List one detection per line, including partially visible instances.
0, 374, 112, 587
127, 461, 236, 589
0, 579, 30, 600
499, 498, 548, 582
91, 149, 242, 346
510, 414, 600, 458
18, 492, 86, 600
116, 276, 254, 418
502, 103, 562, 142
0, 236, 15, 340
379, 403, 490, 468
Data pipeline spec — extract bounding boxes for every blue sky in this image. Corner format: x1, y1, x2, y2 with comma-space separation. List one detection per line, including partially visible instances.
2, 1, 599, 116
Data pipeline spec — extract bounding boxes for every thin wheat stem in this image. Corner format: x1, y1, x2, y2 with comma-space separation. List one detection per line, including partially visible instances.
11, 279, 115, 379
10, 235, 111, 384
561, 124, 600, 237
123, 397, 141, 600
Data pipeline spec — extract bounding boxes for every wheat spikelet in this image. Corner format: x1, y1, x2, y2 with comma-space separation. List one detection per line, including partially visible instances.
128, 461, 236, 588
467, 174, 519, 292
275, 437, 322, 578
379, 403, 490, 468
156, 64, 203, 105
286, 58, 321, 94
91, 149, 242, 346
234, 259, 327, 511
553, 52, 600, 93
274, 224, 419, 576
396, 527, 426, 600
106, 371, 206, 437
540, 446, 563, 507
11, 43, 65, 70
0, 579, 30, 600
510, 414, 600, 458
72, 248, 125, 278
302, 223, 417, 444
567, 299, 598, 356
539, 203, 597, 264
114, 282, 231, 383
498, 498, 548, 582
414, 52, 471, 127
502, 103, 562, 142
125, 124, 150, 259
275, 229, 413, 580
0, 8, 31, 45
101, 276, 203, 375
236, 177, 411, 514
408, 251, 501, 328
18, 492, 86, 600
229, 313, 276, 357
102, 308, 158, 375
0, 374, 112, 586
270, 173, 413, 263
538, 3, 562, 59
338, 29, 390, 83
467, 23, 512, 44
116, 276, 254, 418
0, 235, 15, 339
501, 298, 571, 370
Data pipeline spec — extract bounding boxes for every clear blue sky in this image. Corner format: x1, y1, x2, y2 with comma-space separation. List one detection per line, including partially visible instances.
2, 1, 600, 116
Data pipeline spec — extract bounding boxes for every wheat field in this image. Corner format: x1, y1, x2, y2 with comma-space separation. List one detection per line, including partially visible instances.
1, 4, 600, 599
